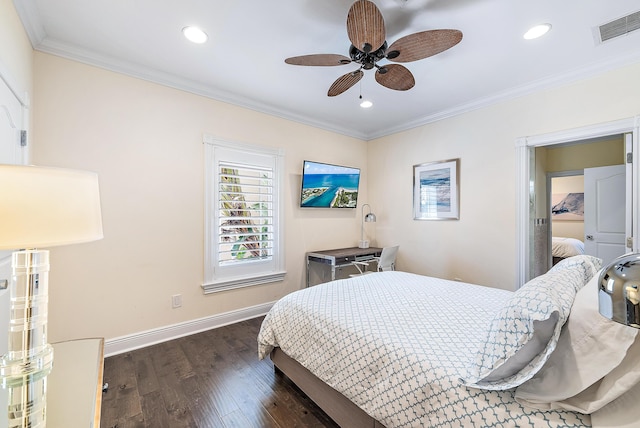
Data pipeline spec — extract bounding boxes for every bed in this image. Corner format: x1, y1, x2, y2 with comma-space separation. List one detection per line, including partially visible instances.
552, 237, 584, 265
258, 255, 639, 427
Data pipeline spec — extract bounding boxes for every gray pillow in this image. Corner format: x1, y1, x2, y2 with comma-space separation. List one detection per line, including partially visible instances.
463, 255, 601, 390
515, 269, 638, 413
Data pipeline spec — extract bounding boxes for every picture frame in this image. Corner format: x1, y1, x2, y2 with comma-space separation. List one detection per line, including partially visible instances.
413, 158, 460, 220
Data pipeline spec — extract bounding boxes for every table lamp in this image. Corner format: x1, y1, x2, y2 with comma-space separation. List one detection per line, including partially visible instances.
358, 204, 376, 249
598, 252, 640, 329
0, 165, 103, 387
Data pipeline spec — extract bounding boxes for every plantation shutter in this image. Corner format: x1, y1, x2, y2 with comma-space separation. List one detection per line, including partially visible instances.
217, 161, 273, 265
203, 136, 285, 293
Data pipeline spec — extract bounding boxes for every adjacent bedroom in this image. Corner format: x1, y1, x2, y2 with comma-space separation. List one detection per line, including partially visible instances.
1, 0, 640, 427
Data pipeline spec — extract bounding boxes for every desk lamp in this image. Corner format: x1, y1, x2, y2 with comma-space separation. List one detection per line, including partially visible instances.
0, 165, 103, 386
358, 204, 376, 249
598, 253, 640, 329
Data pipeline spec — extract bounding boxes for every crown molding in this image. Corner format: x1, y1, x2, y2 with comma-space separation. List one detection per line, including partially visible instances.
34, 37, 369, 140
16, 2, 640, 142
367, 51, 640, 140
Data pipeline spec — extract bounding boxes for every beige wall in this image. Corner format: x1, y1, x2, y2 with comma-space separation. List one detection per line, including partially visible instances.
368, 62, 640, 290
546, 137, 625, 172
31, 53, 368, 342
15, 9, 640, 343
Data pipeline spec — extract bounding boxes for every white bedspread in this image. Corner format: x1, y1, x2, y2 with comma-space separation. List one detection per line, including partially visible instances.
552, 237, 585, 258
258, 271, 590, 427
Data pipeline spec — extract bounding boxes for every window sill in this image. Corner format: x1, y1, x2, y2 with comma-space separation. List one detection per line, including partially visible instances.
202, 271, 287, 294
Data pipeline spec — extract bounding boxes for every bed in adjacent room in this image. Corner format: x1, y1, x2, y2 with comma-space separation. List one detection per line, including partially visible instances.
258, 255, 639, 427
552, 236, 585, 265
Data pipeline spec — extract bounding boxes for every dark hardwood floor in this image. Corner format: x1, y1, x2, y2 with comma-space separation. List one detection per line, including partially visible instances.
100, 316, 340, 428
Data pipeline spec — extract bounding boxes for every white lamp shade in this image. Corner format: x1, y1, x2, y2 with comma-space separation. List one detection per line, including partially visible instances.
0, 164, 103, 250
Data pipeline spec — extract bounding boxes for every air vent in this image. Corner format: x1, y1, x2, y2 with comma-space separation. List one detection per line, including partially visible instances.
598, 11, 640, 42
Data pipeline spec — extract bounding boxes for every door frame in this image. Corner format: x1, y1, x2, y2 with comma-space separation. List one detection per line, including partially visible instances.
0, 58, 30, 164
546, 170, 583, 269
515, 116, 640, 287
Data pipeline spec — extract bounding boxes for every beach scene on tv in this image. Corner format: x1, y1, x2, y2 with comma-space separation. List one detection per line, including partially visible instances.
301, 161, 360, 208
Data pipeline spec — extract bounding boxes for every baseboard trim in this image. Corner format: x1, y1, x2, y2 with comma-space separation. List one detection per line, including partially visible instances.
104, 301, 276, 357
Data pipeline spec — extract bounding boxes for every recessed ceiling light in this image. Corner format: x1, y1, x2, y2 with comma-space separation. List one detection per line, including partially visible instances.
360, 100, 373, 108
182, 26, 208, 44
524, 23, 552, 40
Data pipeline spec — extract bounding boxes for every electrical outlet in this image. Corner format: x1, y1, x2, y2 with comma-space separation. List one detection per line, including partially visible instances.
171, 294, 182, 309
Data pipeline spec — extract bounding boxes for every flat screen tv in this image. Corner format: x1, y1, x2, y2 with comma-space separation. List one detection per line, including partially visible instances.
300, 160, 360, 208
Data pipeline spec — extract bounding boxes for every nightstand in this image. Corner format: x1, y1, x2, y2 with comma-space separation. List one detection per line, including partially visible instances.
0, 338, 104, 427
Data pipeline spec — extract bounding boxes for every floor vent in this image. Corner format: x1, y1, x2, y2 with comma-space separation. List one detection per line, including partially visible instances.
598, 11, 640, 42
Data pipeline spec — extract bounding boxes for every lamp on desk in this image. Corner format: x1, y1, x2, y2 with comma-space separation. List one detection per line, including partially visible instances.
0, 165, 103, 387
358, 204, 376, 249
599, 252, 640, 329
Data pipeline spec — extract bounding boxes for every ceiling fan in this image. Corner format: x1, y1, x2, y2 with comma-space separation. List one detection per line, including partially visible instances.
285, 0, 463, 97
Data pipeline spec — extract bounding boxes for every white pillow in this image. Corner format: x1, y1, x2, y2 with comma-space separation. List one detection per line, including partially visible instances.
515, 270, 638, 413
591, 375, 640, 427
463, 255, 601, 390
548, 254, 602, 281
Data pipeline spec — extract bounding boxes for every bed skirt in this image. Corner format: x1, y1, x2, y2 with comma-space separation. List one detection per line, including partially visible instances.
271, 348, 386, 428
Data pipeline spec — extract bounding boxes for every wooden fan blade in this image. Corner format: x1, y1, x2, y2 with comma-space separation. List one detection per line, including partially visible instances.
375, 64, 415, 91
285, 54, 352, 66
386, 29, 463, 63
328, 70, 364, 97
346, 0, 386, 54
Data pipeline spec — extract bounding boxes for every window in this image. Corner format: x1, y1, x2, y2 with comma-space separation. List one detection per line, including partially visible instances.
203, 135, 285, 293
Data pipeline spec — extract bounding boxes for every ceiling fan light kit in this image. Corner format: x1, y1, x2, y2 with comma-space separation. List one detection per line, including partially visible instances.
359, 96, 373, 108
285, 0, 463, 97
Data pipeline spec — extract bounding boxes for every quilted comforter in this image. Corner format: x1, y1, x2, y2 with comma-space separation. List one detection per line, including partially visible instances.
258, 271, 590, 427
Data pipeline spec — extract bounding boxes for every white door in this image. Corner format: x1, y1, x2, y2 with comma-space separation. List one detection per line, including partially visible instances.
0, 76, 27, 368
0, 79, 26, 165
584, 164, 627, 266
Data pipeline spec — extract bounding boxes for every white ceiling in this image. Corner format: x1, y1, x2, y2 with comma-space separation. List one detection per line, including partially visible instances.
14, 0, 640, 140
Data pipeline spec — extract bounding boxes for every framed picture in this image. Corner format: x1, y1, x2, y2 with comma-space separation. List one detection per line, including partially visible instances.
413, 158, 460, 220
551, 192, 584, 220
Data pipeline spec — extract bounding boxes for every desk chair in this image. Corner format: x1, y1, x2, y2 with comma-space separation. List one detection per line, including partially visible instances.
351, 245, 399, 276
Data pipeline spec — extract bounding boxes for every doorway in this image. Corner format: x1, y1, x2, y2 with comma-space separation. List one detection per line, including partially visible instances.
547, 171, 584, 269
541, 140, 626, 274
0, 70, 30, 413
515, 117, 639, 287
